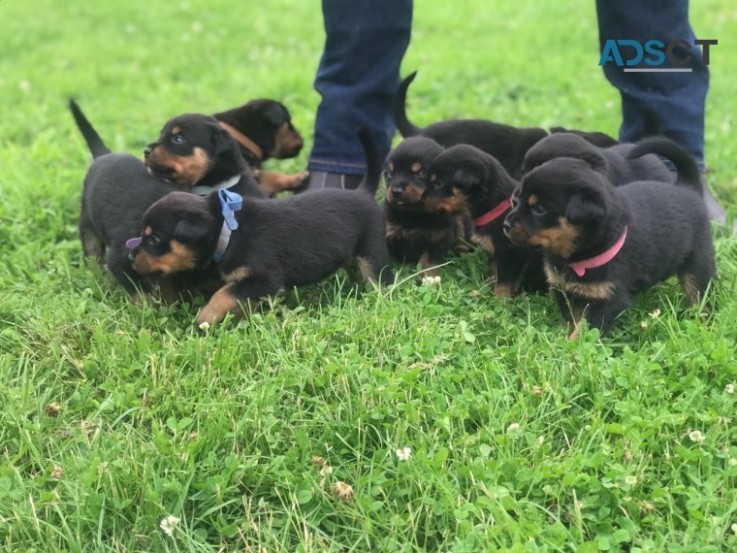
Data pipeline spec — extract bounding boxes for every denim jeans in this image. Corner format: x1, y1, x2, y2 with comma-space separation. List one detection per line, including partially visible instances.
596, 0, 709, 166
308, 0, 413, 175
309, 0, 707, 173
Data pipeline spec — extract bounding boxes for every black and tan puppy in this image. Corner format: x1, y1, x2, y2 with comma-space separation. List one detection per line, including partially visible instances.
394, 71, 618, 178
129, 132, 392, 327
72, 101, 265, 299
214, 99, 307, 195
383, 136, 471, 278
427, 144, 547, 296
504, 137, 715, 337
522, 132, 673, 185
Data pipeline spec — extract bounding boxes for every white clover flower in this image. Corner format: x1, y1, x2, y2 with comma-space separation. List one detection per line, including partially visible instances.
198, 321, 210, 331
729, 458, 737, 467
640, 321, 648, 329
725, 383, 735, 394
732, 522, 737, 535
688, 430, 705, 444
395, 447, 412, 461
624, 475, 638, 486
507, 423, 521, 434
649, 308, 661, 319
160, 515, 180, 537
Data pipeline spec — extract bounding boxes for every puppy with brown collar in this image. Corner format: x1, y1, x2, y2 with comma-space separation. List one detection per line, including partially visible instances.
214, 99, 307, 195
383, 136, 472, 279
128, 131, 393, 327
427, 144, 547, 296
504, 137, 716, 337
521, 132, 673, 185
73, 102, 265, 299
394, 71, 618, 178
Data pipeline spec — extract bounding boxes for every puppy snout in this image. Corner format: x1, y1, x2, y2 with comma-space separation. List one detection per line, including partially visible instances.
390, 185, 404, 198
144, 144, 155, 158
503, 211, 517, 235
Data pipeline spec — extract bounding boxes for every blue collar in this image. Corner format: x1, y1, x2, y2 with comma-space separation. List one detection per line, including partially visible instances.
213, 189, 243, 263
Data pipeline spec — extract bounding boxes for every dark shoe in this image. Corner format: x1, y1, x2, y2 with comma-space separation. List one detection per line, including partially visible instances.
295, 171, 363, 192
703, 183, 737, 236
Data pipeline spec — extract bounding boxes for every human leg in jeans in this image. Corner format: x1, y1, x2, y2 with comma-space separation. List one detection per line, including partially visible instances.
596, 0, 729, 226
303, 0, 413, 190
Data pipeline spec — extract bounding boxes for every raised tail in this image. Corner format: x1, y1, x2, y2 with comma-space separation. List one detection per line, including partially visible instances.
393, 71, 421, 138
355, 128, 383, 197
627, 136, 703, 195
68, 99, 111, 159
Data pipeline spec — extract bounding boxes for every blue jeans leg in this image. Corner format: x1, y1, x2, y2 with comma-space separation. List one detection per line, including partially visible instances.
308, 0, 413, 176
595, 0, 709, 166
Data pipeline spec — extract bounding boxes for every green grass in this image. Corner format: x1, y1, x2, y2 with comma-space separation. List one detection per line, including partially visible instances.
1, 0, 737, 551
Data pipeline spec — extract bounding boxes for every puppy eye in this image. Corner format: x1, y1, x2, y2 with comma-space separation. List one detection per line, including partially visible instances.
171, 135, 185, 145
416, 169, 427, 178
147, 234, 161, 246
531, 204, 547, 216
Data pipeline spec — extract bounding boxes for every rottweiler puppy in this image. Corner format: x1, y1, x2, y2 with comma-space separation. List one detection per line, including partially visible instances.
427, 144, 547, 297
72, 101, 265, 299
393, 71, 618, 178
214, 99, 307, 195
522, 132, 673, 185
383, 136, 472, 279
504, 137, 716, 337
128, 131, 393, 327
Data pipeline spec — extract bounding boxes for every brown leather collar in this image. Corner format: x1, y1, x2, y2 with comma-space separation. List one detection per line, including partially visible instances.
218, 121, 263, 160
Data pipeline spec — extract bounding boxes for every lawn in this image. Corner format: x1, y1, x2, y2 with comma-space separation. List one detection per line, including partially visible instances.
1, 1, 736, 551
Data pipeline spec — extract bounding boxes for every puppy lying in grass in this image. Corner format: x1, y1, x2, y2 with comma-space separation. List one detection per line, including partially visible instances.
128, 130, 393, 327
504, 137, 716, 337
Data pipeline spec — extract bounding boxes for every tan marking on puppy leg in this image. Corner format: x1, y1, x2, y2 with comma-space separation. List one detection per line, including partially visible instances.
223, 266, 250, 283
471, 232, 494, 254
196, 284, 245, 326
418, 252, 439, 277
257, 170, 309, 195
495, 282, 514, 298
529, 217, 579, 258
679, 274, 701, 305
355, 256, 378, 283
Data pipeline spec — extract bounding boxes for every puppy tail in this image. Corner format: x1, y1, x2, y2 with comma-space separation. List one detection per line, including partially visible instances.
393, 71, 421, 138
68, 99, 111, 159
627, 136, 703, 195
356, 127, 382, 197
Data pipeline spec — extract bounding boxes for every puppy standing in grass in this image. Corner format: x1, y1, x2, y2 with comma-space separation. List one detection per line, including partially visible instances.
383, 136, 472, 279
129, 130, 393, 327
504, 137, 716, 337
72, 101, 266, 299
427, 144, 547, 297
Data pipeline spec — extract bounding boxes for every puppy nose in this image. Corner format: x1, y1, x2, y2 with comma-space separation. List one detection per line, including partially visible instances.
143, 145, 153, 157
390, 185, 404, 198
503, 213, 515, 234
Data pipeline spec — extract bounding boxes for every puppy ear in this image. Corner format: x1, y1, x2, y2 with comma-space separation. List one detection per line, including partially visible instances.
578, 150, 609, 175
565, 191, 606, 225
452, 166, 483, 190
212, 127, 237, 158
261, 103, 287, 126
174, 214, 212, 244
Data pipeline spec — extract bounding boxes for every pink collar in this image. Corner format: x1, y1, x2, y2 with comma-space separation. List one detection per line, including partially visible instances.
474, 198, 512, 227
568, 226, 628, 277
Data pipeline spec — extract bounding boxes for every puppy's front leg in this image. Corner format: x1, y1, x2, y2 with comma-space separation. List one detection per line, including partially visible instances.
256, 170, 310, 196
195, 274, 280, 328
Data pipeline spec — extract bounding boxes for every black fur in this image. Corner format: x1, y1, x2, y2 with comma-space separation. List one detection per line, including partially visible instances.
383, 136, 472, 278
71, 101, 264, 299
522, 132, 673, 185
428, 144, 547, 296
504, 144, 715, 336
129, 185, 393, 327
393, 71, 618, 177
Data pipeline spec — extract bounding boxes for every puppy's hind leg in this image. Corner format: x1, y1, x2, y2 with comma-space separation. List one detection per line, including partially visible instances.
79, 201, 104, 259
355, 233, 394, 287
195, 274, 281, 328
